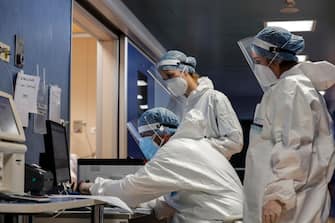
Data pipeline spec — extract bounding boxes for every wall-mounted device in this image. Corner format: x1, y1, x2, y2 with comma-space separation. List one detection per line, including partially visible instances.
0, 41, 10, 63
14, 35, 24, 68
0, 91, 27, 194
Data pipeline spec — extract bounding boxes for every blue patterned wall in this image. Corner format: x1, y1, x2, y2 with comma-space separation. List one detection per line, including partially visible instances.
0, 0, 72, 164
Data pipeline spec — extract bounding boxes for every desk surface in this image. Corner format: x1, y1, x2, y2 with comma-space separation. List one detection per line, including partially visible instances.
36, 210, 148, 220
0, 197, 104, 213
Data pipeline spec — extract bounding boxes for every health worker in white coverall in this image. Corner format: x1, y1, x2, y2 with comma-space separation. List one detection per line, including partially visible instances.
156, 50, 243, 160
80, 107, 243, 223
238, 26, 335, 223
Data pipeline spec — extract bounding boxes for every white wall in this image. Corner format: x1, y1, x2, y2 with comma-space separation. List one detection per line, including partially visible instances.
71, 37, 97, 158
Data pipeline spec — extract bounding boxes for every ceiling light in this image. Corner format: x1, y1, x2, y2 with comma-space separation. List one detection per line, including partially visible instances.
137, 95, 143, 100
280, 0, 299, 14
139, 104, 148, 110
137, 80, 148, 86
297, 55, 307, 62
265, 20, 316, 32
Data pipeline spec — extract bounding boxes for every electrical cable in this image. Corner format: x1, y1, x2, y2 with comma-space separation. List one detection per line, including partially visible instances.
51, 209, 66, 218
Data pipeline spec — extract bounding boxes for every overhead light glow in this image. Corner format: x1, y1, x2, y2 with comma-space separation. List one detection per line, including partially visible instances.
297, 55, 307, 62
139, 104, 148, 110
265, 20, 316, 32
137, 95, 143, 100
137, 80, 148, 86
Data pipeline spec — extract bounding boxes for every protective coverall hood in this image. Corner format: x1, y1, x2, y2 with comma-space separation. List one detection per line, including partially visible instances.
172, 109, 208, 140
197, 76, 214, 91
189, 77, 214, 100
297, 61, 335, 91
181, 76, 243, 160
172, 105, 240, 159
265, 60, 335, 92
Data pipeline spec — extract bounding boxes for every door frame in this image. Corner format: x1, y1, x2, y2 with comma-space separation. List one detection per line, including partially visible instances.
72, 1, 119, 158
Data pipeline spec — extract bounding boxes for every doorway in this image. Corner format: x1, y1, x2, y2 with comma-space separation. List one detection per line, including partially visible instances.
71, 23, 97, 158
71, 2, 119, 159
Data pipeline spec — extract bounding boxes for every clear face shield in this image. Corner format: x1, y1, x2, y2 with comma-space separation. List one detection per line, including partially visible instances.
127, 117, 168, 160
237, 37, 279, 92
147, 65, 167, 89
127, 118, 158, 160
147, 59, 187, 98
147, 61, 187, 120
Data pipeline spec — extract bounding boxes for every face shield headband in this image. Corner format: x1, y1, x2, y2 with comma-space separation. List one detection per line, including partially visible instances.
142, 116, 168, 147
238, 37, 285, 92
156, 59, 194, 70
252, 37, 295, 65
138, 122, 161, 134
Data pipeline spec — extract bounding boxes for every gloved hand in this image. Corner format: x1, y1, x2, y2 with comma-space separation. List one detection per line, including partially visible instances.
262, 200, 282, 223
154, 199, 176, 220
70, 181, 77, 192
78, 181, 94, 195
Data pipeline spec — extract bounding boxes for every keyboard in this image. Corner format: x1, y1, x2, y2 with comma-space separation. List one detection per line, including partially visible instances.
0, 192, 51, 203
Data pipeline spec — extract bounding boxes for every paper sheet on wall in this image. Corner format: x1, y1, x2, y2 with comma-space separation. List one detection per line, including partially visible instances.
49, 85, 61, 123
33, 66, 48, 134
14, 71, 40, 127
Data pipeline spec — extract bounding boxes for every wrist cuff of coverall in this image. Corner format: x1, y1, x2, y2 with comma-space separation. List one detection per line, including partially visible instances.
264, 179, 296, 211
89, 177, 105, 195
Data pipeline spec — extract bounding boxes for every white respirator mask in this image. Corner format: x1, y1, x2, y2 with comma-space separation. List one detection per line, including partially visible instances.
165, 67, 188, 97
254, 64, 278, 91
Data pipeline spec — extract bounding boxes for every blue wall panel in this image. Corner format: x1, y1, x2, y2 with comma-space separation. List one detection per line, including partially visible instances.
127, 42, 154, 159
0, 0, 72, 164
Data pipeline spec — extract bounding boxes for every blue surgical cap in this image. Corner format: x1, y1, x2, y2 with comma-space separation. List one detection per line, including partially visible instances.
138, 107, 180, 135
253, 26, 305, 62
157, 50, 197, 73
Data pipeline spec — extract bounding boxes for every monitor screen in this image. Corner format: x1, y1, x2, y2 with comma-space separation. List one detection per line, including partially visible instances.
78, 159, 145, 182
47, 122, 71, 184
0, 96, 19, 136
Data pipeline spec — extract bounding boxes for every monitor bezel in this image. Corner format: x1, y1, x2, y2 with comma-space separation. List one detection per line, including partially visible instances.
45, 120, 71, 185
0, 91, 25, 143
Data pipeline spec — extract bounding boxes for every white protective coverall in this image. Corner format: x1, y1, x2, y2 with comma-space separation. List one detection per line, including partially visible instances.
90, 110, 243, 223
183, 77, 243, 160
244, 61, 335, 223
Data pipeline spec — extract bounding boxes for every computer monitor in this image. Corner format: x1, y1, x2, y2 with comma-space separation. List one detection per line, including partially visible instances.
0, 91, 25, 143
43, 120, 71, 186
78, 159, 145, 182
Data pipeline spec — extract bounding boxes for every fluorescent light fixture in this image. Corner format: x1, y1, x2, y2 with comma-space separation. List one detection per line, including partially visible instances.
137, 95, 143, 100
139, 104, 148, 110
265, 20, 316, 32
319, 91, 325, 96
137, 80, 148, 86
297, 55, 307, 62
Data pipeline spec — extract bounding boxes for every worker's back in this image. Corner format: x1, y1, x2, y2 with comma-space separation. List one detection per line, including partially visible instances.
160, 137, 243, 223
